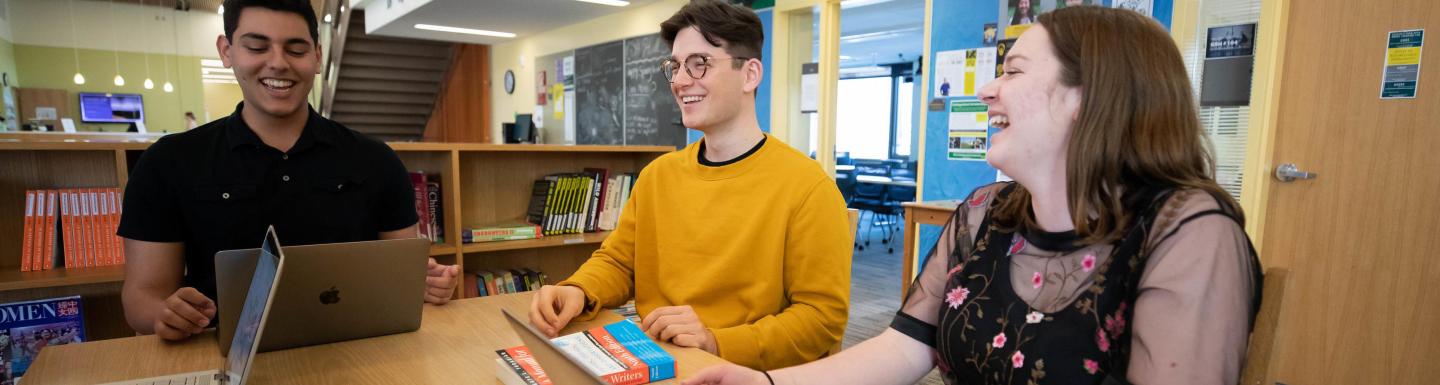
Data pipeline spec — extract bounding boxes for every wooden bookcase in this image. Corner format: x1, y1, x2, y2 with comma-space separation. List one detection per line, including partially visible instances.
0, 135, 671, 341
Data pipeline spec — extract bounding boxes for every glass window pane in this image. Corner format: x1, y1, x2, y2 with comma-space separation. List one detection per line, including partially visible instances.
895, 77, 915, 157
835, 77, 893, 160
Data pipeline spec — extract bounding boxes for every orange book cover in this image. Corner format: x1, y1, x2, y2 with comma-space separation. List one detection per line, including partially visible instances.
105, 188, 118, 265
32, 191, 49, 271
112, 188, 125, 264
84, 189, 99, 267
21, 190, 36, 272
76, 190, 91, 268
96, 189, 112, 266
42, 190, 59, 270
60, 190, 76, 269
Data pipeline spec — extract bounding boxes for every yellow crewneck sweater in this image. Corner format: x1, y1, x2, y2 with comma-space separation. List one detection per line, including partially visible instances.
559, 134, 852, 370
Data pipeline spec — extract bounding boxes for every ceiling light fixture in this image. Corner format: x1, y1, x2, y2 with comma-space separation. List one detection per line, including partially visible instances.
323, 13, 332, 23
574, 0, 630, 6
110, 0, 125, 87
68, 0, 84, 85
217, 4, 223, 15
414, 24, 516, 38
141, 0, 154, 89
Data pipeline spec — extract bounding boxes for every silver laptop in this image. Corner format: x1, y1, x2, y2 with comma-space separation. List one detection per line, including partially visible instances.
214, 237, 430, 354
501, 309, 609, 385
102, 226, 286, 385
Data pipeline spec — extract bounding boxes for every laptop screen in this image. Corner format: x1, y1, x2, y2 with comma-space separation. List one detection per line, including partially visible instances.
226, 228, 283, 381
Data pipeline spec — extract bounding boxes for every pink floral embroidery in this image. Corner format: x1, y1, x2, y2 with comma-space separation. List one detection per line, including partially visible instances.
992, 332, 1007, 348
1025, 311, 1043, 324
1031, 271, 1043, 289
1011, 351, 1025, 368
968, 191, 989, 207
945, 286, 970, 309
947, 263, 966, 278
1096, 328, 1110, 352
1081, 253, 1096, 272
1083, 359, 1099, 374
1009, 237, 1026, 255
1105, 303, 1128, 335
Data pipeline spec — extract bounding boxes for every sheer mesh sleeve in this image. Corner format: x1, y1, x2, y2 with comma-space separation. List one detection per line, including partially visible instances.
890, 184, 1001, 346
1127, 190, 1259, 384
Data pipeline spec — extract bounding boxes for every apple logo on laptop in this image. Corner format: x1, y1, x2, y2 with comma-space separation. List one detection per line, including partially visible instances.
320, 286, 341, 305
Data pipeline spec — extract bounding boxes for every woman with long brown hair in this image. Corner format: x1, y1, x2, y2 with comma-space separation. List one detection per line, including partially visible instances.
685, 6, 1262, 385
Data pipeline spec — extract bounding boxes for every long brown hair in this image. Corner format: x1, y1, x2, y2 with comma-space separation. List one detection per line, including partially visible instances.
992, 6, 1242, 245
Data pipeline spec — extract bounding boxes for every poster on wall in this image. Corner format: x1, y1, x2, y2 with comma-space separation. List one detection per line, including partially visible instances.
1111, 0, 1153, 17
934, 50, 966, 98
948, 99, 990, 161
801, 63, 819, 112
1381, 29, 1424, 99
964, 48, 998, 96
1002, 0, 1044, 39
996, 39, 1017, 78
1201, 23, 1257, 106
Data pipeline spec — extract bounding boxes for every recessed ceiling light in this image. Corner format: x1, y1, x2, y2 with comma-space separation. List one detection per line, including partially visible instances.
414, 24, 516, 38
575, 0, 630, 6
217, 5, 224, 15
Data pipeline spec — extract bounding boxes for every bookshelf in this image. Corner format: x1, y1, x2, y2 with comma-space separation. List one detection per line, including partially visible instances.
0, 134, 673, 340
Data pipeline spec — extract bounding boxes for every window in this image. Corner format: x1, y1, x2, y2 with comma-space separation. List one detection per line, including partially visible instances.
835, 76, 894, 160
894, 76, 915, 158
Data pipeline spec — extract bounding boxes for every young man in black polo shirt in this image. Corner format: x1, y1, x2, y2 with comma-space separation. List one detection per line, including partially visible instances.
117, 0, 458, 341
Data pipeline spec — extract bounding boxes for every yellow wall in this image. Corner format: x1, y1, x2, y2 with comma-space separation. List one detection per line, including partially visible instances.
488, 0, 688, 143
202, 82, 244, 124
13, 44, 206, 133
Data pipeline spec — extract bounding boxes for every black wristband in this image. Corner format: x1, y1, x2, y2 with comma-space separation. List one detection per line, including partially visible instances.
762, 370, 776, 385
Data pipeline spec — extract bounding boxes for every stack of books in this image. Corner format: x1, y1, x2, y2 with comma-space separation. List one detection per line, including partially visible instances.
18, 188, 125, 271
527, 168, 635, 237
495, 320, 676, 385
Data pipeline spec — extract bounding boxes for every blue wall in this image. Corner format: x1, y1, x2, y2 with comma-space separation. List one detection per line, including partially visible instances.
915, 0, 1172, 264
689, 8, 774, 144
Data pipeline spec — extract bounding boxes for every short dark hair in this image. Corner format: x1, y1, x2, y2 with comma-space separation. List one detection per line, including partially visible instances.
660, 0, 764, 64
222, 0, 319, 44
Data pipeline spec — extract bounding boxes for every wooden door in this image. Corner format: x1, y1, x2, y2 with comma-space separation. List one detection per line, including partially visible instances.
1259, 0, 1439, 383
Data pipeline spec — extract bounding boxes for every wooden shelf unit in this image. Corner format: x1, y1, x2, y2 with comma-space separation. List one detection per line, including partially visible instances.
0, 136, 673, 339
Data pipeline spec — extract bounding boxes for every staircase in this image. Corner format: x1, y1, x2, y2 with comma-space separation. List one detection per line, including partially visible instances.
323, 10, 454, 142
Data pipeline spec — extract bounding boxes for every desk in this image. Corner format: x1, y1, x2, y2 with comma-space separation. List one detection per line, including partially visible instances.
24, 293, 727, 384
834, 173, 919, 188
900, 200, 961, 298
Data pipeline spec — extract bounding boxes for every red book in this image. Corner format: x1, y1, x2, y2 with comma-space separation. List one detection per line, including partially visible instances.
108, 188, 124, 265
409, 172, 431, 240
61, 190, 77, 269
21, 190, 36, 272
42, 190, 59, 270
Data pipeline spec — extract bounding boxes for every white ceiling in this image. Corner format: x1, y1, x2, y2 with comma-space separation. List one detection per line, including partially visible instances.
362, 0, 667, 45
833, 0, 925, 69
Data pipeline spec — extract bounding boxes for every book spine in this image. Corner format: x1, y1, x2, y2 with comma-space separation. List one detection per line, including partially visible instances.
37, 191, 53, 270
43, 191, 59, 269
21, 190, 36, 272
426, 180, 443, 244
542, 178, 559, 236
97, 188, 111, 266
77, 190, 90, 268
409, 172, 430, 240
85, 189, 99, 268
61, 191, 76, 269
109, 188, 123, 265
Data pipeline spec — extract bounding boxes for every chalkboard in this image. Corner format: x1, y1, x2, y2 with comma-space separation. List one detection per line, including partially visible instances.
575, 41, 625, 145
623, 34, 686, 147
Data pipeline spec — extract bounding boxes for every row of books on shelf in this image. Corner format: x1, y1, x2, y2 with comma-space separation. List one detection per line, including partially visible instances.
409, 172, 446, 244
19, 188, 125, 272
459, 169, 636, 244
0, 295, 87, 384
463, 269, 548, 298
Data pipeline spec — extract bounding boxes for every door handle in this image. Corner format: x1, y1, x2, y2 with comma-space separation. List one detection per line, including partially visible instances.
1275, 163, 1317, 182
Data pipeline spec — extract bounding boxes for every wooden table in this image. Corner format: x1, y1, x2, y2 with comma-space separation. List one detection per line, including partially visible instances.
23, 292, 727, 384
900, 200, 961, 298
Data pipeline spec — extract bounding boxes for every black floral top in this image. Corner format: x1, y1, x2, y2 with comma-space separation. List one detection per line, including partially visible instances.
891, 183, 1262, 384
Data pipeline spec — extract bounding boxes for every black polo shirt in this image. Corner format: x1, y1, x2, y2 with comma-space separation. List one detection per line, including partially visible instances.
118, 103, 418, 302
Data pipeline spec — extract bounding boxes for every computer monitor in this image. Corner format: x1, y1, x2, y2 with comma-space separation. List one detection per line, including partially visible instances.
507, 114, 535, 143
78, 93, 144, 123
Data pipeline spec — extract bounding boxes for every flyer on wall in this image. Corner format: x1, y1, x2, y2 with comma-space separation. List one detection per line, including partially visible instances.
948, 99, 990, 161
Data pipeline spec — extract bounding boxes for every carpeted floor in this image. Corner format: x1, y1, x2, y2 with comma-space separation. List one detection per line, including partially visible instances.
842, 217, 944, 385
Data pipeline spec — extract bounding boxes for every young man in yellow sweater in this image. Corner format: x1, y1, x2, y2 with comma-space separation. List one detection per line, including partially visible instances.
528, 0, 852, 371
